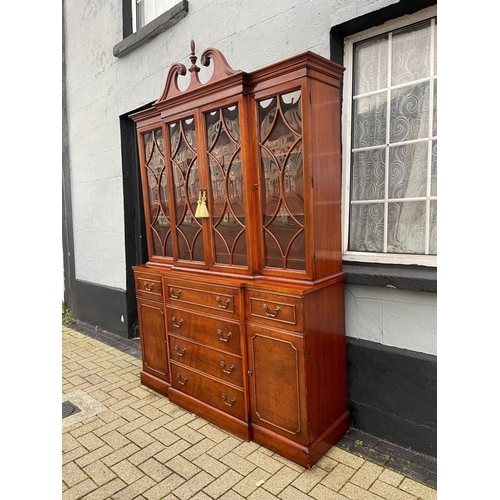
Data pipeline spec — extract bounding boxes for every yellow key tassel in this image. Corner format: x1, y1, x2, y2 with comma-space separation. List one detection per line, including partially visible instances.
195, 189, 210, 218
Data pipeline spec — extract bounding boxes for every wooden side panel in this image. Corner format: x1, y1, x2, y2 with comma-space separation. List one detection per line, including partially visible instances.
308, 77, 343, 277
304, 281, 348, 443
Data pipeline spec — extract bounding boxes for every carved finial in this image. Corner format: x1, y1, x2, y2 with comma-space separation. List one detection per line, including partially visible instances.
189, 40, 200, 74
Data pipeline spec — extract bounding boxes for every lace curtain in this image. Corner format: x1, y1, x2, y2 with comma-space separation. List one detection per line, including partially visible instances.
349, 19, 437, 255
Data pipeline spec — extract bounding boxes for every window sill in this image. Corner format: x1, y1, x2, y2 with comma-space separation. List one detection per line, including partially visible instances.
343, 262, 437, 293
113, 0, 188, 58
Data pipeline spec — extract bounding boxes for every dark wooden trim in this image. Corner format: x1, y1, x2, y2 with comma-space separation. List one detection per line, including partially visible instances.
113, 0, 189, 58
62, 0, 75, 311
330, 0, 437, 65
122, 0, 133, 39
120, 109, 151, 337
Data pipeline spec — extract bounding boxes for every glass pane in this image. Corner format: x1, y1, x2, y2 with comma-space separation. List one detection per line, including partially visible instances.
205, 105, 247, 267
349, 203, 384, 252
142, 129, 172, 258
387, 201, 426, 254
351, 148, 385, 201
434, 20, 438, 76
391, 21, 432, 86
431, 141, 437, 196
432, 79, 437, 137
390, 82, 430, 143
430, 200, 437, 255
259, 91, 305, 270
354, 35, 388, 95
168, 118, 205, 263
388, 142, 428, 199
353, 93, 387, 148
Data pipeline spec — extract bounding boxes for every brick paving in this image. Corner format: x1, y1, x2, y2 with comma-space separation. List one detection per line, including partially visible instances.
62, 325, 437, 500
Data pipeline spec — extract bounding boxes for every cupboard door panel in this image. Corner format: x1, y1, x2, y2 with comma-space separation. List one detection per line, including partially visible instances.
137, 298, 169, 382
247, 327, 308, 445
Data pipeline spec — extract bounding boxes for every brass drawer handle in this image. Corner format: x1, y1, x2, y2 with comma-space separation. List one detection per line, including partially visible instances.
263, 304, 281, 318
169, 288, 182, 299
217, 329, 233, 342
176, 373, 188, 386
143, 281, 154, 292
221, 393, 236, 407
175, 345, 187, 357
220, 361, 235, 374
172, 317, 184, 328
216, 296, 231, 309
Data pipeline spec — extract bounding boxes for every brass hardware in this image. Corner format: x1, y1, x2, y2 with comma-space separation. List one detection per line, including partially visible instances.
175, 345, 187, 357
176, 373, 188, 386
220, 361, 235, 374
263, 304, 281, 318
169, 288, 182, 299
221, 393, 236, 406
143, 282, 154, 291
195, 189, 210, 218
216, 296, 231, 309
172, 317, 184, 328
247, 370, 253, 376
217, 329, 233, 342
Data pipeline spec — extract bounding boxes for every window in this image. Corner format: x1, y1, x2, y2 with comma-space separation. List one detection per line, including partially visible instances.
132, 0, 177, 32
342, 7, 437, 266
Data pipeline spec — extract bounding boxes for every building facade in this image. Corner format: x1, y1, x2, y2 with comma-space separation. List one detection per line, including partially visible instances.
62, 0, 437, 457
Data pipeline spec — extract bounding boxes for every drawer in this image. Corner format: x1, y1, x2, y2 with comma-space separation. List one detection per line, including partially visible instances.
165, 277, 240, 317
245, 290, 303, 332
135, 272, 163, 300
166, 307, 241, 355
168, 335, 243, 387
170, 362, 245, 420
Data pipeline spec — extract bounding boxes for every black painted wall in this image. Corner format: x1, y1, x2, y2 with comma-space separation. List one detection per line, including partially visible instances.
347, 338, 437, 457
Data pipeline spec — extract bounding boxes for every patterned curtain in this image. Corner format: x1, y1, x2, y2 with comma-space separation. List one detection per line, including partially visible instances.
350, 19, 437, 255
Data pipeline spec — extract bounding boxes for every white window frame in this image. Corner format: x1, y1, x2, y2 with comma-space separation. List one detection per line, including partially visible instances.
132, 0, 177, 32
341, 6, 437, 267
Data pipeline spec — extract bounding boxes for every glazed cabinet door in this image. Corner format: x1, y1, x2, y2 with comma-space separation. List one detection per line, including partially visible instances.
255, 88, 307, 274
247, 326, 309, 445
166, 115, 207, 265
137, 126, 174, 262
137, 298, 169, 382
203, 103, 250, 269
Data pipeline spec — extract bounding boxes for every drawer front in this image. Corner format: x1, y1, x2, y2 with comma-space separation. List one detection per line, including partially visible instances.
245, 291, 303, 332
171, 362, 245, 420
166, 307, 241, 355
165, 278, 240, 317
135, 273, 163, 300
168, 335, 243, 387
